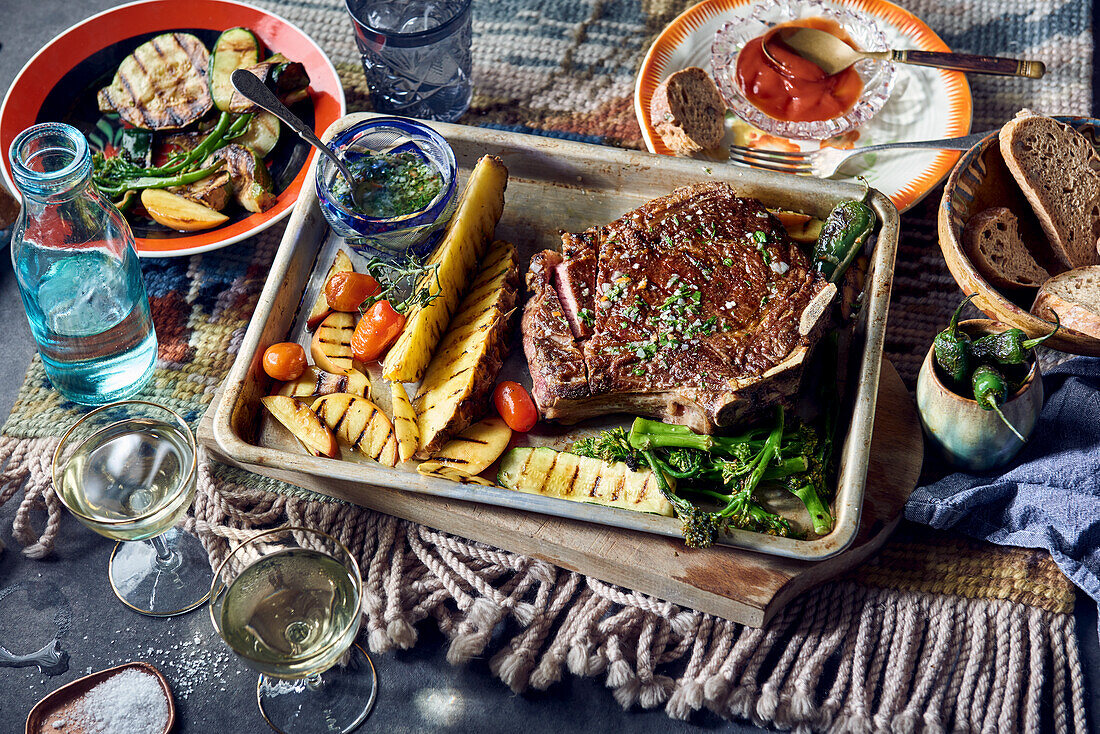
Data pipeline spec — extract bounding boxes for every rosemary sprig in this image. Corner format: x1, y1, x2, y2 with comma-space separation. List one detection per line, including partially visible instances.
361, 253, 443, 314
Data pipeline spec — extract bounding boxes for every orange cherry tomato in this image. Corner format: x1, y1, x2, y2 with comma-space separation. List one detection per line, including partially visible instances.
324, 271, 381, 312
493, 381, 538, 432
351, 300, 406, 362
262, 342, 307, 381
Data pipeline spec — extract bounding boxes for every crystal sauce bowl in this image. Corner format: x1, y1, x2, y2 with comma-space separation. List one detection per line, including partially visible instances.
711, 0, 897, 141
316, 116, 457, 260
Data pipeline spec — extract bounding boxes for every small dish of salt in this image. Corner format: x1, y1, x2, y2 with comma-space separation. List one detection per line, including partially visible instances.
25, 662, 174, 734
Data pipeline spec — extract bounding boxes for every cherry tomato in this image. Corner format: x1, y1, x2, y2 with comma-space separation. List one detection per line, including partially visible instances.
262, 342, 307, 381
324, 271, 381, 312
351, 300, 406, 362
493, 381, 538, 432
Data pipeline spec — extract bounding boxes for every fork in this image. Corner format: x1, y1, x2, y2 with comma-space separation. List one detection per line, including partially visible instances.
727, 130, 994, 177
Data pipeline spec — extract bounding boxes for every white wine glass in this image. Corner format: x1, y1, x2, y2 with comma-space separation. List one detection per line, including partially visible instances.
209, 526, 376, 734
52, 400, 211, 616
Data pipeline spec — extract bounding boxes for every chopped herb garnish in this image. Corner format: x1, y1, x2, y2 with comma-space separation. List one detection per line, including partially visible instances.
723, 257, 734, 267
578, 307, 595, 327
751, 231, 767, 245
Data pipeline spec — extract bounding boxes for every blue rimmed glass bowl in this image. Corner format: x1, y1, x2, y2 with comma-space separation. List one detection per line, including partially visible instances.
316, 117, 457, 259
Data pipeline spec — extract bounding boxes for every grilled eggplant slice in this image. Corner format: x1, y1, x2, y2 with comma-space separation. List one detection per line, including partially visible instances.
209, 27, 261, 112
97, 33, 213, 129
497, 447, 674, 516
311, 394, 398, 467
227, 56, 311, 113
413, 240, 519, 456
169, 169, 232, 211
206, 144, 277, 213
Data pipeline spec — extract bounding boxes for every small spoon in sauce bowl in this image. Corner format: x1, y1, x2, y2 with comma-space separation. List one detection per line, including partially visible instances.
230, 69, 371, 208
761, 26, 1046, 78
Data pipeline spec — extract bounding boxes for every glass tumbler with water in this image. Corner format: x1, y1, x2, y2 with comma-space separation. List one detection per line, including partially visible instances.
346, 0, 473, 122
9, 122, 157, 405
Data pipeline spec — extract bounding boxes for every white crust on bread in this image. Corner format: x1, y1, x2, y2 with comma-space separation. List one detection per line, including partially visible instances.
1031, 265, 1100, 338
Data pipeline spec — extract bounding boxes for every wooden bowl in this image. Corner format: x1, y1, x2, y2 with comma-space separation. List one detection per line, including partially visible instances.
938, 115, 1100, 356
25, 662, 175, 734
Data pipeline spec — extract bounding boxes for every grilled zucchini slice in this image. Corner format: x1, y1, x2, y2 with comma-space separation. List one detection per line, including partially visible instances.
382, 156, 509, 383
209, 27, 261, 112
497, 447, 674, 517
417, 417, 512, 476
413, 240, 518, 455
237, 110, 281, 157
311, 394, 398, 467
97, 33, 213, 129
276, 366, 370, 400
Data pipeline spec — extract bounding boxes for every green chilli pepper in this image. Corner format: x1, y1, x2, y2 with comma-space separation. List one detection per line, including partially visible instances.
972, 364, 1026, 442
933, 294, 976, 383
971, 312, 1060, 366
812, 199, 876, 283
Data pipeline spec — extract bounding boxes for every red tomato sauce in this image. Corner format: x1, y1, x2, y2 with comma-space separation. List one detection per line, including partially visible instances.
735, 17, 864, 123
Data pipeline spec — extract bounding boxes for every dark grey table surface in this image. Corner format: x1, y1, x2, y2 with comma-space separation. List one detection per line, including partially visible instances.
0, 2, 1097, 733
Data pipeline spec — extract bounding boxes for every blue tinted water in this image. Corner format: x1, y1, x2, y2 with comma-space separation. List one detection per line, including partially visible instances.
17, 251, 156, 404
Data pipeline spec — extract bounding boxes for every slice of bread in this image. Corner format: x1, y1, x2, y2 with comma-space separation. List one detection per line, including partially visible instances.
1000, 111, 1100, 270
1031, 265, 1100, 338
963, 207, 1050, 289
649, 67, 726, 156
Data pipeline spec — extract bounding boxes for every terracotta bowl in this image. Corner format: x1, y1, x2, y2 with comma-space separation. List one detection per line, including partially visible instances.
916, 319, 1044, 472
937, 115, 1100, 356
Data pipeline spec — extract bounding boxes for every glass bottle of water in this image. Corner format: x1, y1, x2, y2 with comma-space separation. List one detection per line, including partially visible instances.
9, 123, 157, 405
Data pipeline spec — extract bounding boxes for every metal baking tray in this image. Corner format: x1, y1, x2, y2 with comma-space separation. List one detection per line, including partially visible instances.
211, 112, 899, 561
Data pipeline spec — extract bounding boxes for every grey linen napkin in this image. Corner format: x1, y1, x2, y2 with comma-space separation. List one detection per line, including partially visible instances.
905, 357, 1100, 631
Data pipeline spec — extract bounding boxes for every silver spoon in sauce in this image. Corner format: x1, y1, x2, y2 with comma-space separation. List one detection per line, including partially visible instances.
761, 26, 1045, 78
230, 69, 368, 207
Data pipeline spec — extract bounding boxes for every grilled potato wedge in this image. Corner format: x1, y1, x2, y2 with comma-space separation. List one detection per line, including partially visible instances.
97, 33, 213, 129
390, 383, 419, 463
414, 240, 519, 456
306, 250, 355, 330
417, 464, 498, 487
497, 448, 673, 516
276, 366, 370, 400
141, 189, 228, 231
310, 394, 398, 467
261, 395, 339, 459
310, 311, 357, 374
382, 156, 508, 383
417, 417, 512, 476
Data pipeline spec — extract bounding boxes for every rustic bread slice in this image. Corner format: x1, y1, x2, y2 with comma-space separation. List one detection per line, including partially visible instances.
649, 67, 726, 156
963, 207, 1050, 289
1031, 265, 1100, 338
999, 111, 1100, 269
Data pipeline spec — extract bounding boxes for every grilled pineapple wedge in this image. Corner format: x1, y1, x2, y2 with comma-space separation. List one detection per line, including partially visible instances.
389, 383, 419, 463
497, 448, 674, 517
382, 155, 508, 383
97, 33, 213, 129
306, 250, 355, 330
310, 394, 398, 467
414, 240, 519, 456
311, 311, 357, 374
417, 417, 512, 477
276, 366, 370, 400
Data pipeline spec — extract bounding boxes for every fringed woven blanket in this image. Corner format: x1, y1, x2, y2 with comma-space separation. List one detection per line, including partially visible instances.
0, 0, 1092, 730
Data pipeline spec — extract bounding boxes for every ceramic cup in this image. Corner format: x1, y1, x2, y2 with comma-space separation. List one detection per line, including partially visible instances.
916, 319, 1044, 472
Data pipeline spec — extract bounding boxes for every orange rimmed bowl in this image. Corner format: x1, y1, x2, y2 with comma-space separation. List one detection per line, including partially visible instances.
938, 116, 1100, 356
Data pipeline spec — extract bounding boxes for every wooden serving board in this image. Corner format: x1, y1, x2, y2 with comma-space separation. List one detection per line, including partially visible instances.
197, 359, 920, 627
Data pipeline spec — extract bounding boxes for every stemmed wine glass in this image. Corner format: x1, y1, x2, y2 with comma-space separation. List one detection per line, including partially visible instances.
52, 400, 212, 616
209, 526, 377, 734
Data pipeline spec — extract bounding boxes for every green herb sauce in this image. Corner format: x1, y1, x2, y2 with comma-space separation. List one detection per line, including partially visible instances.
334, 150, 444, 218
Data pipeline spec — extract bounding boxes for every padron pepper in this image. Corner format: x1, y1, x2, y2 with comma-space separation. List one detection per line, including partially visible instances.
933, 294, 977, 383
812, 198, 876, 284
971, 312, 1060, 366
971, 364, 1026, 443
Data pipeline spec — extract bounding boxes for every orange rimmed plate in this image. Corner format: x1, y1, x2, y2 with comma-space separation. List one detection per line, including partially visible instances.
635, 0, 973, 212
0, 0, 346, 257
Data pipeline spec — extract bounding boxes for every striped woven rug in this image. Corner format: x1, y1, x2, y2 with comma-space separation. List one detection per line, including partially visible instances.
0, 0, 1091, 731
